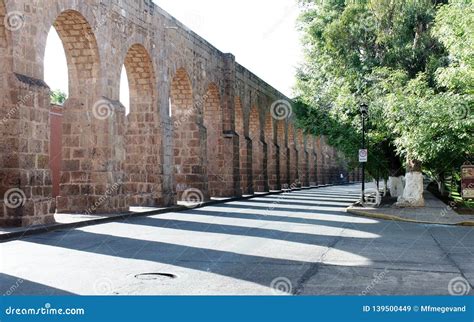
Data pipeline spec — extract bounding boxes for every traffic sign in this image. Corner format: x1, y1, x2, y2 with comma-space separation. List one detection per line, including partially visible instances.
359, 149, 368, 163
461, 165, 474, 199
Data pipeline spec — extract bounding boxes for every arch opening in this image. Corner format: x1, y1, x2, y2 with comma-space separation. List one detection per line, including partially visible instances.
203, 84, 225, 197
288, 123, 298, 186
235, 97, 250, 195
121, 44, 161, 208
264, 110, 276, 190
277, 120, 289, 188
170, 68, 207, 202
45, 10, 104, 213
249, 105, 264, 193
120, 65, 130, 115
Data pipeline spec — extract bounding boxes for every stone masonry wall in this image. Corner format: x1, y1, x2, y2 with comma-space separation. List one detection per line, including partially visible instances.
0, 0, 352, 227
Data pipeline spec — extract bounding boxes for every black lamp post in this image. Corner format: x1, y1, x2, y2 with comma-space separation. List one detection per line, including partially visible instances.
360, 103, 369, 203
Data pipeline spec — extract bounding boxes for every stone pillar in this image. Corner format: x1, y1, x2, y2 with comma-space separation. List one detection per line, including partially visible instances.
1, 74, 55, 227
265, 112, 278, 190
277, 120, 288, 189
222, 54, 240, 197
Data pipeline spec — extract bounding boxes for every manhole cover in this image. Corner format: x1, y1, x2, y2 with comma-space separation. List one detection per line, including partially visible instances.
134, 273, 177, 281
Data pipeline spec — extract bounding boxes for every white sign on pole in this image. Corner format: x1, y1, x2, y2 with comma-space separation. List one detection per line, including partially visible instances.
359, 149, 368, 163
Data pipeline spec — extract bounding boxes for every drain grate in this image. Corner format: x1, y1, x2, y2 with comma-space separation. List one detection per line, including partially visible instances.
134, 273, 177, 280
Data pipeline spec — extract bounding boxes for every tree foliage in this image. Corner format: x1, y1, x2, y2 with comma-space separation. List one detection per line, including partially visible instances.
295, 0, 473, 183
50, 89, 67, 105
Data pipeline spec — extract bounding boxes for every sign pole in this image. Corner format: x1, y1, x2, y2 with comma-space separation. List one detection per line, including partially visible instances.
361, 114, 366, 203
359, 103, 368, 204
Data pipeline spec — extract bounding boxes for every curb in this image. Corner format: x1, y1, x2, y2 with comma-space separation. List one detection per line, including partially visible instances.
0, 183, 348, 242
346, 208, 474, 227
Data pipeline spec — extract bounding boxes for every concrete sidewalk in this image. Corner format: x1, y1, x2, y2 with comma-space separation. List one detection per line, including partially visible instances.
347, 191, 474, 226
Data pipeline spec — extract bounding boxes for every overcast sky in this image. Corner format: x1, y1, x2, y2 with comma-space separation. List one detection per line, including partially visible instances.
44, 0, 302, 103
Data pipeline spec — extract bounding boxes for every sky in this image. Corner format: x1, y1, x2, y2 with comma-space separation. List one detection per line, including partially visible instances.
44, 0, 303, 107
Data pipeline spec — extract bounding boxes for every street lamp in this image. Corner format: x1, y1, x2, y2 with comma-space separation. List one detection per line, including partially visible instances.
360, 103, 368, 203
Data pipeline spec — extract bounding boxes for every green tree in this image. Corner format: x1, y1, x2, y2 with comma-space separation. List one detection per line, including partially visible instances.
50, 89, 67, 105
432, 0, 474, 94
295, 0, 473, 207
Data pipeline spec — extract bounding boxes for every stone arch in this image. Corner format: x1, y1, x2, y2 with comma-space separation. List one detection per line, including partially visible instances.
297, 129, 309, 187
249, 105, 264, 192
203, 83, 225, 197
277, 120, 289, 188
51, 10, 100, 98
316, 136, 323, 185
235, 97, 251, 195
49, 10, 125, 214
309, 136, 318, 186
170, 68, 207, 202
320, 136, 329, 184
122, 43, 161, 207
264, 110, 277, 190
288, 122, 298, 185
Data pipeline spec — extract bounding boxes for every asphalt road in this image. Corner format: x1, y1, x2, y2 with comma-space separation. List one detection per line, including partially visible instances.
1, 184, 473, 295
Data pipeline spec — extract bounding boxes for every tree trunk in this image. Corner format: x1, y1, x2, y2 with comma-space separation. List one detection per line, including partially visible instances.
395, 158, 425, 208
436, 172, 447, 197
388, 176, 404, 198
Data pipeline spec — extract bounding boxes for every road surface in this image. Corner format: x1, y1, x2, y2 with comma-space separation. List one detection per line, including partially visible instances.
1, 184, 473, 295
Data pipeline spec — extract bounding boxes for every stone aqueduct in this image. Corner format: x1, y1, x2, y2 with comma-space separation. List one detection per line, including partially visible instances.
0, 0, 357, 227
